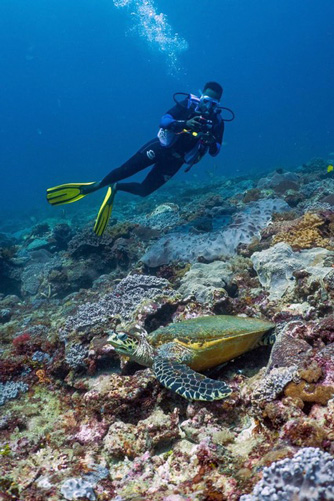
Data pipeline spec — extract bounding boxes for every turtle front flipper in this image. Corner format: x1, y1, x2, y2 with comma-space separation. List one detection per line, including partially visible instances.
153, 358, 232, 401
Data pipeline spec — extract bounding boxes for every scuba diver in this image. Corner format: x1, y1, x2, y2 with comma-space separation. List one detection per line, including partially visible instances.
47, 81, 233, 236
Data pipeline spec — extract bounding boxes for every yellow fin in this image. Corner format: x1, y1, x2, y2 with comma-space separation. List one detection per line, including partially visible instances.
93, 185, 117, 236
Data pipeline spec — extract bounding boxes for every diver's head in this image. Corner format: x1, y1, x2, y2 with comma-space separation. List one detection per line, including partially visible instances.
198, 81, 223, 114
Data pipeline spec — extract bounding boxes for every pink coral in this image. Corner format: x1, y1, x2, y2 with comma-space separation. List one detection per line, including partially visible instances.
73, 418, 109, 444
314, 345, 334, 385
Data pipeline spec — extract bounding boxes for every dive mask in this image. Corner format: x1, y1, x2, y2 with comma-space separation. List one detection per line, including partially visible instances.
199, 94, 220, 113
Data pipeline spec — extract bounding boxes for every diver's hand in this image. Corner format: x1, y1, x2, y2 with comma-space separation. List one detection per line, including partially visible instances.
200, 133, 216, 145
185, 117, 203, 132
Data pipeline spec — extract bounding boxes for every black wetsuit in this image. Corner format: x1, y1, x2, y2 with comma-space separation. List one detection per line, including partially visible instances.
100, 98, 224, 197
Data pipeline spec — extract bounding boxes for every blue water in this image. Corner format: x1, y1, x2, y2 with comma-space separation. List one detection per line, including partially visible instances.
0, 0, 333, 223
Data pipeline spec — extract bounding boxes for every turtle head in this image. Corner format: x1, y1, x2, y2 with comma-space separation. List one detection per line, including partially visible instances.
107, 326, 153, 366
107, 330, 139, 356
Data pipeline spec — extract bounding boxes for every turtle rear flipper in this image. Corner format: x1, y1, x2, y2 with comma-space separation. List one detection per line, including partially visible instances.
153, 358, 232, 401
256, 330, 276, 347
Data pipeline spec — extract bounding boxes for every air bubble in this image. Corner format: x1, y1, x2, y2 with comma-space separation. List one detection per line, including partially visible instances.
112, 0, 188, 76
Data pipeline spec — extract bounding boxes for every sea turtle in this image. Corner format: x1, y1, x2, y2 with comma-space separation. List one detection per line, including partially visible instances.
107, 315, 275, 401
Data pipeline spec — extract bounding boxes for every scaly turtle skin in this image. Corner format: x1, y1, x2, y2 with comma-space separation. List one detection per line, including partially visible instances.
107, 315, 275, 401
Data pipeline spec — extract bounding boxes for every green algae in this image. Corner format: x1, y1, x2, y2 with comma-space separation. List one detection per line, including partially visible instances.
8, 386, 64, 445
0, 443, 11, 456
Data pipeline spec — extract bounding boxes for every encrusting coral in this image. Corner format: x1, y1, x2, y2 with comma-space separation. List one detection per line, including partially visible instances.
273, 212, 331, 250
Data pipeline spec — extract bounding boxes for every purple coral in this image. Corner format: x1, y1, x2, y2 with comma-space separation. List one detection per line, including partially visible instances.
60, 274, 174, 339
241, 447, 334, 501
60, 477, 96, 501
59, 465, 109, 501
65, 343, 88, 369
0, 381, 29, 406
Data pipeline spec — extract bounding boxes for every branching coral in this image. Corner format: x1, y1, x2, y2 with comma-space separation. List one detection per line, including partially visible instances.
273, 212, 330, 250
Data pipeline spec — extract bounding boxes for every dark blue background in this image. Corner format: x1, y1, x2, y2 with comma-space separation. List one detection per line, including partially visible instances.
0, 0, 333, 218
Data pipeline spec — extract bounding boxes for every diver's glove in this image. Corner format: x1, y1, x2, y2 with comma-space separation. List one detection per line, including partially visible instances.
200, 132, 216, 145
185, 116, 204, 132
168, 120, 188, 132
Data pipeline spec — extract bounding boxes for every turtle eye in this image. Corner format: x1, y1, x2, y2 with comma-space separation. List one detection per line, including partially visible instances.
118, 332, 128, 342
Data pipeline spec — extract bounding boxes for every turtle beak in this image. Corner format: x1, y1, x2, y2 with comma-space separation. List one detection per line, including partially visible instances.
106, 330, 136, 355
107, 330, 117, 344
107, 331, 125, 345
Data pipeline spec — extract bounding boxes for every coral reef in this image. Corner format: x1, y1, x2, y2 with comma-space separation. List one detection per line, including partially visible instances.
59, 466, 109, 501
134, 202, 182, 231
250, 366, 298, 411
256, 170, 300, 190
60, 477, 97, 501
65, 343, 88, 370
103, 407, 180, 458
59, 273, 176, 343
2, 157, 334, 500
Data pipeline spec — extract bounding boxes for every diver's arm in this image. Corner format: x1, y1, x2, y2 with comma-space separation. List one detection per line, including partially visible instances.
160, 113, 187, 132
159, 99, 192, 132
160, 113, 203, 134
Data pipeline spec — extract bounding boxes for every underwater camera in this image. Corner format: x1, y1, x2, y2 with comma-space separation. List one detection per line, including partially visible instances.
196, 116, 213, 132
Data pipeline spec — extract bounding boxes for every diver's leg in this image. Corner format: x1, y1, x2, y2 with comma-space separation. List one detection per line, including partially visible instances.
46, 139, 162, 205
99, 139, 162, 188
93, 139, 164, 236
117, 157, 184, 197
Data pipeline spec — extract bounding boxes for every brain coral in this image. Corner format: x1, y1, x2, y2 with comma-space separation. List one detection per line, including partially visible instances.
142, 198, 289, 267
273, 212, 330, 250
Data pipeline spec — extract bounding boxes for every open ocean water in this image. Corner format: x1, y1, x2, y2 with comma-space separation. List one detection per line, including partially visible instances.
0, 0, 333, 230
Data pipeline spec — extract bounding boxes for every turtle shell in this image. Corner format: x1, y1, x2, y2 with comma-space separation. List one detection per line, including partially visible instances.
149, 315, 275, 372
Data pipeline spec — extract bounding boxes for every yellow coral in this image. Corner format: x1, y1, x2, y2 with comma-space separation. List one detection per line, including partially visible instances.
273, 212, 330, 250
284, 380, 334, 405
35, 369, 51, 384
